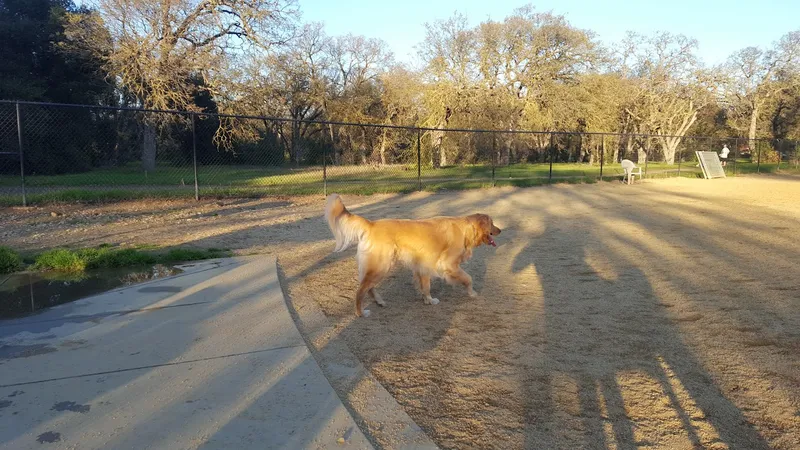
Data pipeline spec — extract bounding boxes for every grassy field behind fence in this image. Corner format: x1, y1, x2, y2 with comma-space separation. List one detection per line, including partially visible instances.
0, 160, 796, 205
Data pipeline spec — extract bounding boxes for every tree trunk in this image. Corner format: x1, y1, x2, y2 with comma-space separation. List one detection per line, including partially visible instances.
439, 135, 447, 167
328, 124, 338, 165
431, 129, 444, 168
141, 123, 157, 172
379, 128, 388, 165
578, 136, 589, 163
503, 134, 513, 165
433, 109, 451, 169
347, 134, 354, 164
795, 143, 799, 169
625, 135, 634, 161
660, 136, 681, 165
661, 109, 697, 165
360, 127, 368, 165
666, 139, 678, 165
535, 134, 547, 162
748, 105, 759, 153
637, 143, 647, 164
612, 136, 619, 163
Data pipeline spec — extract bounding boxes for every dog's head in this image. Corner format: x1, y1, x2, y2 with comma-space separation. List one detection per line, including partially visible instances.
468, 214, 502, 247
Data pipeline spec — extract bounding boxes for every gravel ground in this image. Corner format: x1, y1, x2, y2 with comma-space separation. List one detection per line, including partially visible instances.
2, 175, 799, 450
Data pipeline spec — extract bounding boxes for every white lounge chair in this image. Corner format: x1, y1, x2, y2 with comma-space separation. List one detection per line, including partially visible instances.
621, 159, 642, 185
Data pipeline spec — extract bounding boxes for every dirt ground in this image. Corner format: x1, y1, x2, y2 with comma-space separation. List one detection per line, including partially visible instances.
2, 175, 799, 450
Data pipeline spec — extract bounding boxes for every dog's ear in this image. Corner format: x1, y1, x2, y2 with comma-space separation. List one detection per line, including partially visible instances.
468, 213, 487, 228
466, 214, 493, 247
478, 214, 494, 232
465, 214, 486, 247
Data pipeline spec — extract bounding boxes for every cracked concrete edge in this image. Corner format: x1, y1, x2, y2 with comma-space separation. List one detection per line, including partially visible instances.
275, 260, 439, 450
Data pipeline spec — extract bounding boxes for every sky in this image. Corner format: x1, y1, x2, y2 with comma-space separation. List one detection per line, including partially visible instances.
299, 0, 800, 67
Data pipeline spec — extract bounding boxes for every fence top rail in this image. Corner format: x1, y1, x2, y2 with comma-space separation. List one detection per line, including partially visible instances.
1, 99, 795, 144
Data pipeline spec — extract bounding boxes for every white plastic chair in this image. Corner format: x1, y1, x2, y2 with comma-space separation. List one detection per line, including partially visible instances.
621, 159, 642, 185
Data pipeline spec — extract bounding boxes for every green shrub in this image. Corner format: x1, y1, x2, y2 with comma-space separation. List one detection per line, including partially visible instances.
163, 248, 223, 262
31, 245, 227, 273
73, 247, 156, 269
0, 246, 23, 274
34, 249, 86, 272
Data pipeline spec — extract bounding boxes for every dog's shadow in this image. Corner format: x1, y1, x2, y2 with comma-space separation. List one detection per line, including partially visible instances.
350, 253, 492, 357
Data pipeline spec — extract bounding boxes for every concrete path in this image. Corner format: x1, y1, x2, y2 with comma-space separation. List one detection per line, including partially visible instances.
0, 257, 374, 449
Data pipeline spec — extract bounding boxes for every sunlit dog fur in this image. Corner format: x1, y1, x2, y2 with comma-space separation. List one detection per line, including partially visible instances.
324, 194, 501, 317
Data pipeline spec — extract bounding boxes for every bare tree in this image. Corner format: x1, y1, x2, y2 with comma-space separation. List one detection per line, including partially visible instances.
721, 30, 800, 150
420, 6, 598, 166
618, 32, 714, 164
92, 0, 298, 170
418, 12, 477, 167
376, 67, 422, 164
326, 34, 393, 164
225, 22, 330, 162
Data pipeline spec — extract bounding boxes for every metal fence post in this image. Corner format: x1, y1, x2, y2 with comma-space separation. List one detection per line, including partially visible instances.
292, 119, 298, 166
733, 138, 738, 175
600, 134, 605, 181
563, 133, 569, 163
16, 101, 26, 207
677, 140, 682, 177
323, 137, 327, 196
417, 128, 421, 191
191, 113, 199, 201
491, 133, 496, 187
549, 133, 554, 183
756, 139, 761, 173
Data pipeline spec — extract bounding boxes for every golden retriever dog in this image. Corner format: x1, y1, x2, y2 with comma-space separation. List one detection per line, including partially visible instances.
324, 193, 501, 317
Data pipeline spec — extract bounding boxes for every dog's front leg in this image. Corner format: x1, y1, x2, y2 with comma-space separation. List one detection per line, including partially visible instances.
445, 267, 477, 297
414, 271, 439, 305
369, 288, 385, 307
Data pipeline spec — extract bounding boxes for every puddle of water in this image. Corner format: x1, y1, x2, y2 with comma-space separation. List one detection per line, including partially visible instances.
0, 265, 183, 319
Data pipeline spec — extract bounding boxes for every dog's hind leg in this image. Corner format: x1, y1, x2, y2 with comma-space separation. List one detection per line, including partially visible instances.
355, 282, 374, 317
413, 271, 439, 305
355, 252, 390, 317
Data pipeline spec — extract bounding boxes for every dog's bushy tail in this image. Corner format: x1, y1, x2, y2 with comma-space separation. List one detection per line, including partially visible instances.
325, 194, 370, 252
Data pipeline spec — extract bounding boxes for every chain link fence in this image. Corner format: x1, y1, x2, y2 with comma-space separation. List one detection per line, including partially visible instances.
1, 100, 798, 206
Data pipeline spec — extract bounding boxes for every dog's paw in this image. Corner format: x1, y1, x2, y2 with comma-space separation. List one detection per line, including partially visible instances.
467, 289, 478, 298
374, 295, 386, 307
429, 298, 440, 305
362, 309, 371, 318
